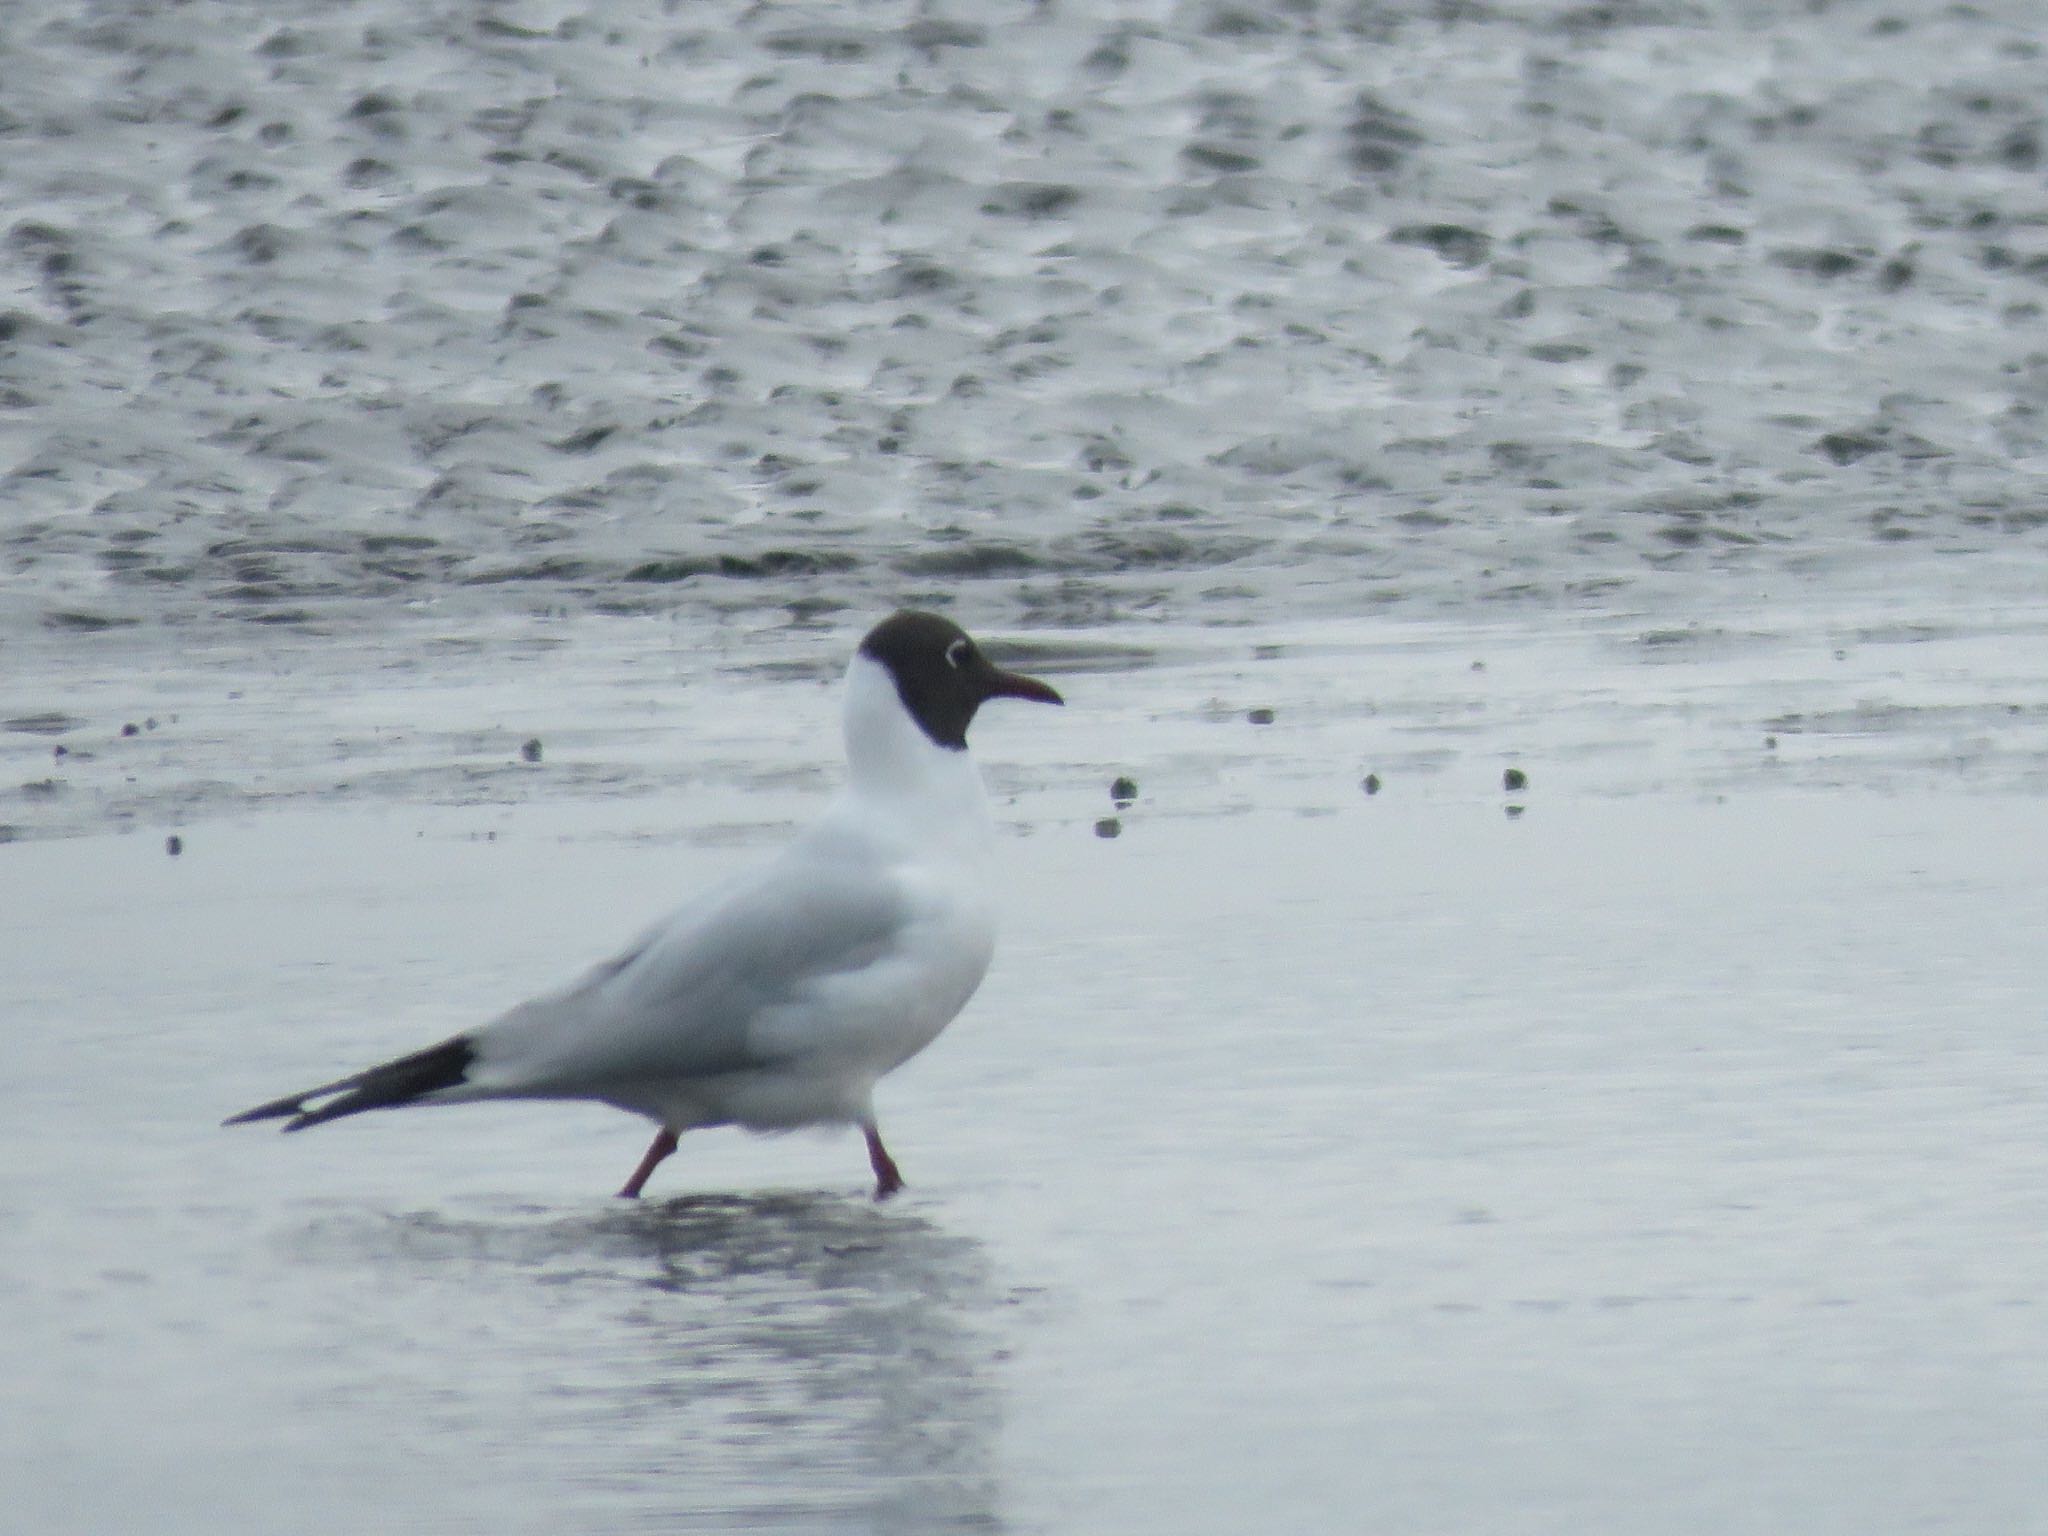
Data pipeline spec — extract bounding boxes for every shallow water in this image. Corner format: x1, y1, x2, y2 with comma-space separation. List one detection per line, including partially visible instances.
6, 783, 2048, 1533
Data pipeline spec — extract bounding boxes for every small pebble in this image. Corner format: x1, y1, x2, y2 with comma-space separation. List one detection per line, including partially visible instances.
1110, 774, 1138, 807
145, 717, 158, 731
1503, 767, 1528, 792
1362, 773, 1381, 795
165, 834, 183, 856
1093, 816, 1122, 839
121, 722, 140, 737
1504, 804, 1526, 820
1764, 735, 1778, 749
52, 744, 66, 759
521, 737, 544, 763
1246, 707, 1275, 725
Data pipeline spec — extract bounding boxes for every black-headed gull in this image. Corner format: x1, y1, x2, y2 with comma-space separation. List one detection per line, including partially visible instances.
225, 610, 1064, 1199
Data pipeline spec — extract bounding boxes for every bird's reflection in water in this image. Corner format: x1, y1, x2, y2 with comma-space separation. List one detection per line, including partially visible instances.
295, 1192, 1003, 1533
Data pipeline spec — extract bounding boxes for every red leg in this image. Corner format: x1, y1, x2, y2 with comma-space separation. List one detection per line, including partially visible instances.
617, 1127, 679, 1199
863, 1122, 905, 1200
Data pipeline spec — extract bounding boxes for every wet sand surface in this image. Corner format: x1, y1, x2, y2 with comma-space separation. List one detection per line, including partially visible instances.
4, 0, 2048, 640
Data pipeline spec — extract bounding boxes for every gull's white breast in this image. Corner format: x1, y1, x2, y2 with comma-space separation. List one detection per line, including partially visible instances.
472, 653, 1007, 1134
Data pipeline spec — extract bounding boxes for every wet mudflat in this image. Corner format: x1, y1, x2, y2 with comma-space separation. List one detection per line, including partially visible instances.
4, 0, 2048, 641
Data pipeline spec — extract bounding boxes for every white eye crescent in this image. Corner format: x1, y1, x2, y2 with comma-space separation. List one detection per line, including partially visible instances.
945, 638, 970, 669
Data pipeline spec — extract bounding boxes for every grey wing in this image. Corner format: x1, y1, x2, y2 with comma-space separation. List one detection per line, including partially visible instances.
472, 850, 912, 1093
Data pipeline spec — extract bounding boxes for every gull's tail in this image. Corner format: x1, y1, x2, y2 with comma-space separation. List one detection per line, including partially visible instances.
223, 1034, 477, 1132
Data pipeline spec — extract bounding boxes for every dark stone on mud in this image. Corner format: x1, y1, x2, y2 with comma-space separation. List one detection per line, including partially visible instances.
1183, 142, 1262, 174
716, 550, 860, 579
165, 835, 183, 856
552, 424, 617, 454
1094, 816, 1122, 839
1505, 804, 1526, 820
1344, 93, 1424, 176
897, 542, 1043, 578
47, 610, 138, 632
1111, 775, 1138, 807
626, 549, 860, 583
1817, 431, 1886, 465
1998, 125, 2039, 170
1772, 246, 1865, 279
521, 737, 543, 763
1362, 773, 1381, 795
981, 182, 1081, 218
6, 712, 78, 735
902, 18, 986, 49
1503, 766, 1528, 791
122, 722, 140, 737
1390, 223, 1492, 269
1247, 707, 1275, 725
624, 558, 707, 583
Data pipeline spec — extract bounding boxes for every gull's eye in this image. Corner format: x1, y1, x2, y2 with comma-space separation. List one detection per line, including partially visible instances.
944, 638, 971, 670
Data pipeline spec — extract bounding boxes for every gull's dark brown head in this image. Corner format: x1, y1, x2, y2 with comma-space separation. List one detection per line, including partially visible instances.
857, 610, 1064, 751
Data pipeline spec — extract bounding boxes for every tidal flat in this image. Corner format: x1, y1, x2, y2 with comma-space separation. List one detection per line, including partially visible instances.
6, 0, 2048, 1524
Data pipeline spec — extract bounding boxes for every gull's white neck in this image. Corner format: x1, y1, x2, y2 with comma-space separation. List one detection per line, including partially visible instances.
840, 653, 993, 834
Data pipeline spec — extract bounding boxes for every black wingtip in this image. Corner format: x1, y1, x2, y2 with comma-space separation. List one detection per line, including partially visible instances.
223, 1035, 476, 1135
221, 1096, 311, 1129
277, 1098, 379, 1134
